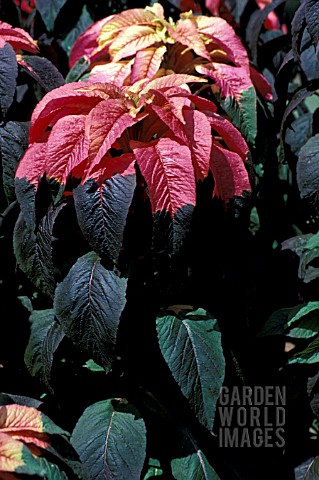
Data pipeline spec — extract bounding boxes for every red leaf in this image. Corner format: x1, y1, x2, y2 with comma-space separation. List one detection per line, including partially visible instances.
167, 18, 211, 61
84, 99, 142, 180
29, 82, 122, 143
195, 16, 249, 70
210, 141, 251, 203
89, 60, 133, 86
45, 115, 89, 185
208, 112, 249, 160
131, 137, 196, 216
186, 94, 218, 114
131, 46, 167, 84
138, 107, 170, 142
69, 17, 112, 68
0, 21, 38, 54
149, 90, 188, 143
249, 64, 273, 101
183, 108, 212, 180
205, 0, 221, 15
15, 133, 49, 187
89, 153, 136, 183
196, 62, 253, 98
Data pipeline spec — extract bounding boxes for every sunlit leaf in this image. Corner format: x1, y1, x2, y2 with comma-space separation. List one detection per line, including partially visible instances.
131, 46, 166, 84
196, 63, 256, 143
131, 137, 196, 217
0, 432, 45, 476
109, 25, 161, 62
167, 18, 211, 61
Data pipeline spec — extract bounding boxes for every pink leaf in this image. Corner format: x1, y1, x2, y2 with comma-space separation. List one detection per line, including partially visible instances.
131, 46, 167, 83
183, 108, 212, 180
210, 141, 251, 203
138, 107, 170, 142
208, 112, 249, 160
195, 62, 253, 99
84, 99, 142, 179
15, 133, 49, 188
45, 115, 89, 185
0, 21, 38, 54
195, 16, 249, 70
167, 18, 211, 61
89, 60, 133, 86
29, 82, 122, 143
69, 17, 112, 68
89, 153, 136, 183
205, 0, 221, 15
149, 90, 188, 143
141, 73, 206, 94
109, 25, 160, 62
249, 64, 273, 101
131, 137, 196, 216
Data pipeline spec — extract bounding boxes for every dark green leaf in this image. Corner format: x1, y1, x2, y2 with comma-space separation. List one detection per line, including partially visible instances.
171, 450, 219, 480
15, 177, 36, 231
0, 121, 29, 204
36, 0, 68, 31
74, 174, 136, 265
300, 31, 319, 81
304, 0, 319, 48
258, 307, 295, 337
24, 309, 65, 393
61, 5, 93, 57
171, 425, 220, 480
65, 56, 90, 83
221, 86, 257, 145
84, 359, 104, 372
71, 399, 146, 480
0, 393, 42, 408
224, 0, 249, 23
156, 308, 225, 431
297, 133, 319, 198
305, 456, 319, 479
143, 458, 163, 479
287, 302, 319, 328
13, 203, 65, 297
19, 56, 65, 92
0, 43, 18, 118
54, 252, 127, 371
285, 113, 312, 155
291, 0, 307, 61
246, 0, 286, 63
288, 335, 319, 364
38, 457, 68, 480
307, 371, 319, 418
279, 81, 319, 161
259, 303, 319, 339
